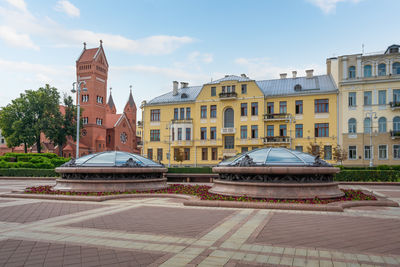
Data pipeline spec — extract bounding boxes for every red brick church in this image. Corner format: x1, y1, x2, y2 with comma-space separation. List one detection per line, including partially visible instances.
62, 41, 139, 157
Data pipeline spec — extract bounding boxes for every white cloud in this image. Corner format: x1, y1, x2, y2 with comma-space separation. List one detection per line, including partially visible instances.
0, 25, 39, 50
307, 0, 362, 14
5, 0, 27, 12
55, 0, 80, 18
188, 51, 213, 63
235, 57, 324, 80
0, 1, 194, 55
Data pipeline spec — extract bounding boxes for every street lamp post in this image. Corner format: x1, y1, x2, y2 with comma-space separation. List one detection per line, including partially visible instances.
366, 111, 377, 167
71, 80, 87, 159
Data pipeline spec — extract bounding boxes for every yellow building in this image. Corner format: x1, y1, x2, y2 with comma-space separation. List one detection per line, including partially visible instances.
327, 44, 400, 166
140, 71, 338, 166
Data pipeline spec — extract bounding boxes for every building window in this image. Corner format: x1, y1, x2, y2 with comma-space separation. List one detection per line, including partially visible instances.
393, 89, 400, 103
348, 118, 357, 133
393, 62, 400, 75
186, 107, 191, 119
180, 108, 185, 120
211, 87, 216, 96
240, 126, 247, 139
210, 127, 216, 140
147, 149, 153, 160
394, 145, 400, 159
279, 101, 287, 114
378, 63, 386, 76
364, 91, 372, 106
295, 100, 303, 114
157, 148, 163, 161
364, 145, 371, 160
200, 127, 207, 140
150, 109, 160, 121
251, 102, 258, 116
324, 145, 332, 160
349, 146, 357, 159
379, 145, 388, 160
96, 96, 103, 104
202, 148, 208, 161
267, 102, 274, 114
240, 103, 248, 116
184, 148, 190, 160
315, 123, 329, 137
364, 65, 372, 77
174, 108, 178, 120
279, 125, 287, 136
378, 90, 386, 105
210, 105, 217, 118
394, 116, 400, 131
212, 148, 218, 160
315, 99, 329, 113
96, 118, 102, 125
185, 128, 191, 140
349, 66, 356, 78
241, 84, 247, 94
348, 92, 356, 107
200, 106, 207, 118
251, 125, 258, 139
295, 146, 303, 152
150, 130, 160, 141
120, 132, 128, 144
295, 124, 303, 138
378, 117, 387, 133
224, 108, 234, 128
1, 138, 4, 144
241, 147, 248, 153
224, 136, 234, 149
82, 95, 89, 102
171, 127, 175, 141
267, 125, 274, 137
364, 117, 371, 134
82, 117, 88, 125
177, 128, 182, 140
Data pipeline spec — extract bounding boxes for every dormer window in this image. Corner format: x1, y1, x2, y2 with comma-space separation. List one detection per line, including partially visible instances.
294, 84, 302, 91
181, 93, 188, 99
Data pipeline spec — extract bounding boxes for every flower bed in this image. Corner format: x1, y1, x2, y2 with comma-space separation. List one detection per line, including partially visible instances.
24, 184, 376, 204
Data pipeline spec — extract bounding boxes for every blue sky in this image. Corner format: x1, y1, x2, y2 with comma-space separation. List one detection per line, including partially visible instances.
0, 0, 399, 117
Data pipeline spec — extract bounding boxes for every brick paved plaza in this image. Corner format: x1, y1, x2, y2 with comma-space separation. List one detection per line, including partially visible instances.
0, 179, 399, 266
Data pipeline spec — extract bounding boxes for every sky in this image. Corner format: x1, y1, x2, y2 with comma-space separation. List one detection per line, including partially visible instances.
0, 0, 399, 118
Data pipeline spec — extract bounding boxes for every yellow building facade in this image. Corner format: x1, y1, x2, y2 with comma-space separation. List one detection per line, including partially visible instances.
140, 72, 338, 166
327, 44, 400, 166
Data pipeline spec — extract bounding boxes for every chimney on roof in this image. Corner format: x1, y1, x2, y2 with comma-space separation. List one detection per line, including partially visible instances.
83, 42, 86, 50
280, 73, 287, 79
225, 75, 229, 77
306, 69, 314, 78
241, 73, 247, 78
172, 81, 179, 96
100, 40, 103, 47
292, 71, 297, 78
180, 82, 189, 88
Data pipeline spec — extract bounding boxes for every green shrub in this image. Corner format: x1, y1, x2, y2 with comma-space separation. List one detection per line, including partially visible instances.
0, 161, 7, 168
50, 158, 69, 167
167, 167, 213, 174
335, 170, 400, 182
0, 168, 58, 177
4, 152, 58, 159
29, 157, 45, 164
16, 162, 35, 168
34, 162, 54, 169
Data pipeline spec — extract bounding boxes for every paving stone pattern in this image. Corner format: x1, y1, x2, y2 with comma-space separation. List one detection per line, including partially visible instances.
0, 202, 100, 223
0, 180, 399, 266
68, 206, 235, 238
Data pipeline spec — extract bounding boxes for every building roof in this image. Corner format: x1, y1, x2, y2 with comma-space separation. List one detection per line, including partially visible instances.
256, 75, 337, 97
147, 85, 203, 105
105, 114, 121, 129
107, 93, 115, 109
205, 75, 253, 85
127, 89, 136, 108
77, 48, 98, 62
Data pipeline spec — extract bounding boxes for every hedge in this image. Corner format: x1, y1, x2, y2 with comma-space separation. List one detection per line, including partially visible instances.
0, 153, 69, 169
3, 152, 58, 159
167, 167, 213, 174
0, 168, 58, 177
334, 170, 400, 182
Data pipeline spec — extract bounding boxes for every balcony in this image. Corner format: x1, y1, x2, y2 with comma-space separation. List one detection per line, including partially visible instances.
389, 101, 400, 110
221, 127, 236, 134
171, 118, 193, 124
219, 91, 237, 100
137, 121, 143, 128
262, 136, 291, 144
263, 113, 291, 122
222, 149, 237, 157
390, 130, 400, 138
171, 140, 193, 146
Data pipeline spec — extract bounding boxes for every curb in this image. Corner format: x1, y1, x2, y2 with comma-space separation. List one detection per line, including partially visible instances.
0, 177, 57, 181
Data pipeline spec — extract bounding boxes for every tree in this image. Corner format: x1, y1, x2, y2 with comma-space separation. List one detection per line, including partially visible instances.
333, 145, 348, 165
306, 141, 323, 157
174, 148, 184, 165
0, 94, 35, 152
45, 95, 78, 156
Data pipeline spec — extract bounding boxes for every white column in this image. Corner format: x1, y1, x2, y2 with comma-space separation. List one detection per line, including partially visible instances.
388, 88, 392, 103
373, 89, 377, 105
357, 56, 362, 78
387, 60, 390, 75
342, 58, 348, 79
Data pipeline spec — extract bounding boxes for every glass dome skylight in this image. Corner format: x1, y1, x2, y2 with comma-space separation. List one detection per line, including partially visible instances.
218, 147, 323, 166
71, 151, 163, 167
